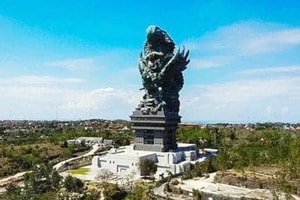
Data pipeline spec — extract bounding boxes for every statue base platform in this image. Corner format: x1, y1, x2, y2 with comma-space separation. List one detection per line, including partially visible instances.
130, 109, 180, 152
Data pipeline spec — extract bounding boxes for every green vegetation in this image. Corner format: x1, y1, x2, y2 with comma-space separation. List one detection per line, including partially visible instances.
139, 157, 157, 178
68, 167, 90, 175
177, 124, 300, 196
1, 120, 299, 198
1, 164, 100, 200
0, 119, 133, 199
0, 119, 133, 178
0, 142, 90, 178
95, 169, 128, 200
192, 189, 202, 200
182, 157, 216, 180
125, 181, 156, 200
0, 143, 62, 177
1, 163, 62, 200
63, 175, 84, 193
177, 125, 220, 148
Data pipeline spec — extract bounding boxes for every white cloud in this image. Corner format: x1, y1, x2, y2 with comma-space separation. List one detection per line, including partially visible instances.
182, 21, 300, 73
180, 76, 300, 122
1, 73, 299, 122
190, 56, 234, 69
45, 58, 96, 71
61, 87, 140, 111
203, 77, 300, 102
0, 78, 141, 120
178, 21, 300, 123
1, 20, 300, 122
265, 106, 272, 114
238, 65, 300, 75
1, 75, 84, 86
184, 21, 300, 56
244, 29, 300, 54
44, 49, 137, 75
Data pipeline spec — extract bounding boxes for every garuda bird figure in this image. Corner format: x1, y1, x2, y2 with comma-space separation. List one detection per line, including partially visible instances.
138, 25, 190, 114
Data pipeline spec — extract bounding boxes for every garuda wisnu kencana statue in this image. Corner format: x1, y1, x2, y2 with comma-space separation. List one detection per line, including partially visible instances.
138, 25, 190, 114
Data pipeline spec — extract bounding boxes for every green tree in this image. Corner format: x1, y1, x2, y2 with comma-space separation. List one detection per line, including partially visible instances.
139, 158, 157, 178
125, 182, 155, 200
3, 183, 23, 200
63, 175, 84, 193
23, 163, 62, 197
213, 149, 229, 173
192, 189, 202, 200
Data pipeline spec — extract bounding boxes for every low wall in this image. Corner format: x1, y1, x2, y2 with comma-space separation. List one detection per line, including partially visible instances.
57, 155, 93, 172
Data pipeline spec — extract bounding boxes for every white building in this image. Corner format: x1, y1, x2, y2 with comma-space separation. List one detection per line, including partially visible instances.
77, 137, 103, 145
67, 137, 103, 146
92, 143, 204, 179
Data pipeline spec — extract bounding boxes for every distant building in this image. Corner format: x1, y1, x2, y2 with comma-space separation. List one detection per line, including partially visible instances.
103, 139, 114, 146
66, 139, 81, 145
67, 137, 103, 146
179, 123, 198, 127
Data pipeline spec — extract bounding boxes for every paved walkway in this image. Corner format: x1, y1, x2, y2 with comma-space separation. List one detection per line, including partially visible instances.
53, 143, 100, 171
0, 171, 28, 194
0, 171, 28, 187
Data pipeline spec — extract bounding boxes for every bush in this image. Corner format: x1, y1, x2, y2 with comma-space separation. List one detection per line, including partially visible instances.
181, 171, 192, 180
139, 158, 157, 177
171, 180, 179, 185
64, 175, 84, 193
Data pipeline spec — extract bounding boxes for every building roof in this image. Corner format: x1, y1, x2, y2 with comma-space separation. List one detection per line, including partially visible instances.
106, 145, 156, 159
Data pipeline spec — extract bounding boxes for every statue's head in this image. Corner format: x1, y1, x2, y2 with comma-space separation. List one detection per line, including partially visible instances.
145, 25, 175, 55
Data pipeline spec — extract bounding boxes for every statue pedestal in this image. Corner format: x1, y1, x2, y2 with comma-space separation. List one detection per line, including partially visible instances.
130, 109, 179, 152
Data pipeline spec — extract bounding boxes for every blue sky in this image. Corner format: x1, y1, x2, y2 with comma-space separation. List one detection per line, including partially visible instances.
0, 1, 300, 122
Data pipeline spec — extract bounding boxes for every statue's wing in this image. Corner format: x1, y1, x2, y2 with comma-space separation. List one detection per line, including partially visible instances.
175, 47, 190, 71
160, 47, 190, 76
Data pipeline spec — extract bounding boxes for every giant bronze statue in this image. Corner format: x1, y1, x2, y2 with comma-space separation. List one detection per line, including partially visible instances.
138, 26, 190, 114
131, 26, 190, 152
